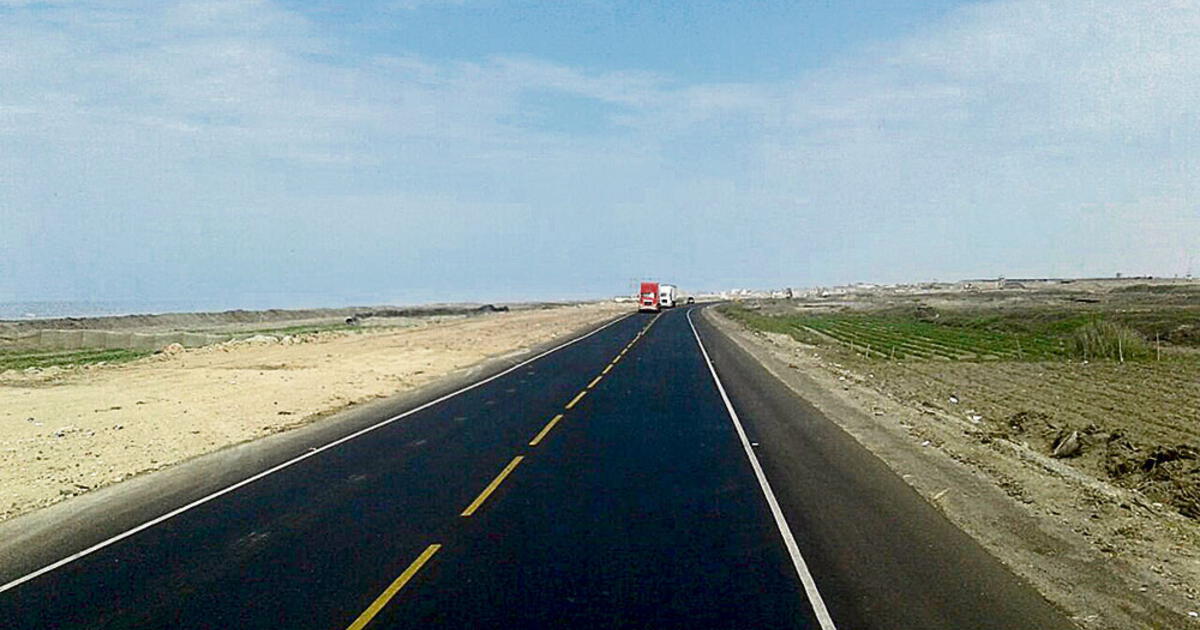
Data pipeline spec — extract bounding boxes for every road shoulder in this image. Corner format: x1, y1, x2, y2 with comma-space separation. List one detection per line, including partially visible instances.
702, 306, 1185, 630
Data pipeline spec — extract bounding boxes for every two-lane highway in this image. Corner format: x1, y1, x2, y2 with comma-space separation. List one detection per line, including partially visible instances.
0, 306, 1074, 629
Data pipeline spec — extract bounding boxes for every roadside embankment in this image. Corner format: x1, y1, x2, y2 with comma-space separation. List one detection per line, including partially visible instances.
0, 302, 627, 523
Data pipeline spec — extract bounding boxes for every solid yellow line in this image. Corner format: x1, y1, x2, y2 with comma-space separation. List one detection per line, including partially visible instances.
565, 390, 587, 409
601, 364, 613, 375
529, 414, 563, 447
587, 375, 603, 389
461, 456, 524, 517
346, 544, 442, 630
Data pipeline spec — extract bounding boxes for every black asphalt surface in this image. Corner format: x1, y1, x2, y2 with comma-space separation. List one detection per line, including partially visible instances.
0, 306, 1075, 629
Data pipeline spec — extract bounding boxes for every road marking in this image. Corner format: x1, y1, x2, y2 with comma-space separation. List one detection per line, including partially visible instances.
620, 348, 628, 356
346, 544, 442, 630
461, 456, 524, 517
529, 414, 563, 447
587, 375, 603, 389
601, 364, 613, 375
613, 354, 622, 363
685, 309, 838, 630
565, 390, 587, 409
0, 312, 636, 594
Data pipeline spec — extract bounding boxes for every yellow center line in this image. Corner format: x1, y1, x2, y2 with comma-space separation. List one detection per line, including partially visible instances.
461, 456, 525, 517
528, 414, 563, 447
342, 313, 666, 627
346, 543, 442, 630
565, 390, 587, 409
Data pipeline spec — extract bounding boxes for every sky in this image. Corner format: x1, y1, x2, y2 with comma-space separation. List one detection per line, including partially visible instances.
2, 0, 1198, 308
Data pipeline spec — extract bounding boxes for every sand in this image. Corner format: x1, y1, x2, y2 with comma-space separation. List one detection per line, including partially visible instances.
0, 302, 627, 523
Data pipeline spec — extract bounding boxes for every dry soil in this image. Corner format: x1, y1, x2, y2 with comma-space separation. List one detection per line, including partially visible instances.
709, 308, 1200, 629
0, 302, 626, 523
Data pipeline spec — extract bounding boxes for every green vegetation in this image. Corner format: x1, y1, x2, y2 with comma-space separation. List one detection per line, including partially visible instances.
0, 347, 152, 371
918, 307, 1198, 347
1069, 320, 1150, 361
718, 304, 828, 345
720, 303, 1173, 362
800, 315, 1065, 360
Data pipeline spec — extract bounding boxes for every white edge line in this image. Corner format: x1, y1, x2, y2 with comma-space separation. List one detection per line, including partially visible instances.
0, 311, 637, 594
686, 308, 838, 630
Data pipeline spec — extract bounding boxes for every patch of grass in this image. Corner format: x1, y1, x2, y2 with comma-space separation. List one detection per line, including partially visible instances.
723, 306, 1081, 361
889, 304, 1200, 349
717, 304, 826, 345
0, 347, 152, 371
727, 300, 1187, 362
1070, 320, 1150, 361
799, 315, 1065, 360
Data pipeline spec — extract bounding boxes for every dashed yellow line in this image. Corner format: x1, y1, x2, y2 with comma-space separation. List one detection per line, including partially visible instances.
565, 390, 587, 409
529, 414, 563, 447
342, 311, 666, 627
461, 456, 524, 517
346, 544, 442, 630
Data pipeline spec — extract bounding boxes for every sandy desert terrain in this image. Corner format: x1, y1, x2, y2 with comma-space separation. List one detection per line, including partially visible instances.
0, 302, 626, 523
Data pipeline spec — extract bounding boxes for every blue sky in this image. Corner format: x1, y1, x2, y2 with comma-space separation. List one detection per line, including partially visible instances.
2, 0, 1197, 307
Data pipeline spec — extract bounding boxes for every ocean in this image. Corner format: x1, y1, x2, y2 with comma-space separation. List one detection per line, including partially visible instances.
0, 300, 251, 320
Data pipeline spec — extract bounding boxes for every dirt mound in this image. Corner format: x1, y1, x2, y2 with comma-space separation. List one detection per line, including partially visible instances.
991, 412, 1200, 519
1105, 435, 1200, 518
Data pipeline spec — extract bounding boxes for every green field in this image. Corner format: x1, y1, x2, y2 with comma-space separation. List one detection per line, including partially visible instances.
721, 304, 1101, 361
798, 315, 1066, 360
0, 347, 153, 371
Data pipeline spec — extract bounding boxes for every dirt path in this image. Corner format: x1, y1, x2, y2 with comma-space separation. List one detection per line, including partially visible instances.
0, 303, 627, 523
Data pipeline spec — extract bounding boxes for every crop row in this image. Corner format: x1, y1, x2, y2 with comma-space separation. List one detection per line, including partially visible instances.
795, 316, 1067, 361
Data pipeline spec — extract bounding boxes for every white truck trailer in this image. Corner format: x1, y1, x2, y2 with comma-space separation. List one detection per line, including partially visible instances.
658, 284, 678, 308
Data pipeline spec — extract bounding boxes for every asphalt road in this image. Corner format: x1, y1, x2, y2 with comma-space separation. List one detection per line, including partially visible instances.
0, 306, 1075, 629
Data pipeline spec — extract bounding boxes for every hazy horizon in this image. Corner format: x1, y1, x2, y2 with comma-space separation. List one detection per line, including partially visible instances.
4, 0, 1197, 305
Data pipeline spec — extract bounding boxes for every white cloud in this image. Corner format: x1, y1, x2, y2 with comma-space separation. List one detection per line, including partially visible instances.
2, 0, 1197, 303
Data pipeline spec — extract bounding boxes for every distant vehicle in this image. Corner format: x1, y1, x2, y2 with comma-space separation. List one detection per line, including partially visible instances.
686, 296, 695, 304
658, 284, 677, 308
639, 282, 660, 312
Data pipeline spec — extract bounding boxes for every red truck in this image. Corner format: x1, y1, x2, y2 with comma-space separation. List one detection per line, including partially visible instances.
639, 282, 660, 312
